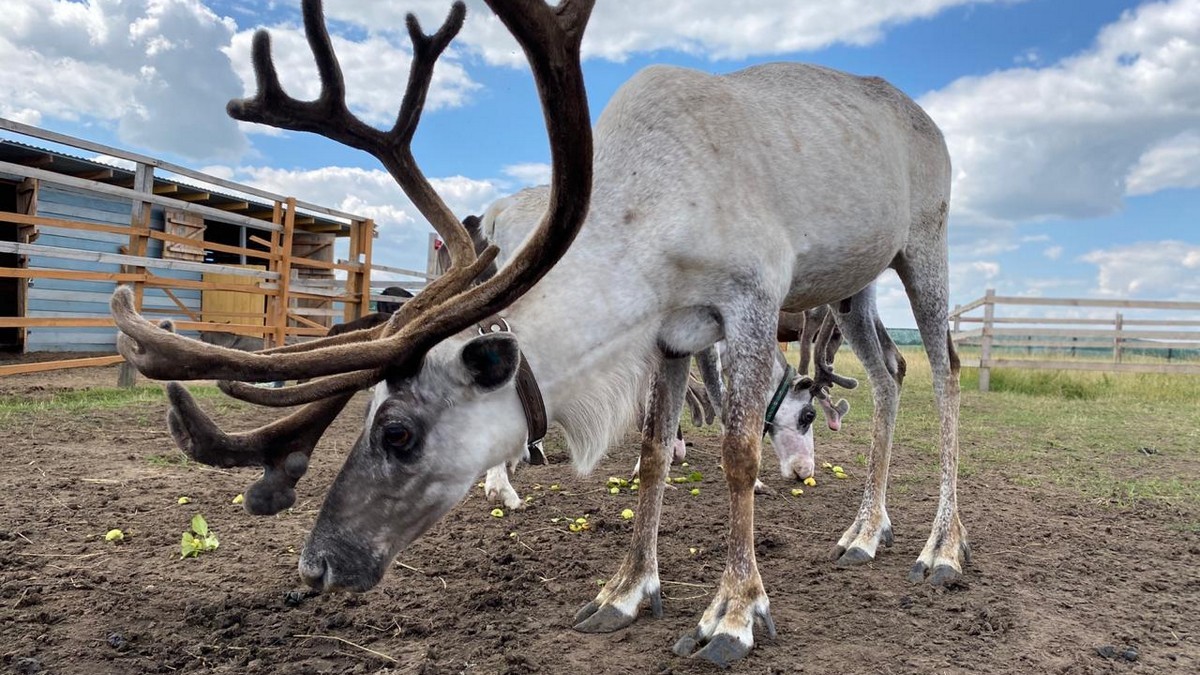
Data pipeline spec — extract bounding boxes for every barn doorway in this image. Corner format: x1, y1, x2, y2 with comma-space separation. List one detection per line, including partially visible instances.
0, 181, 23, 352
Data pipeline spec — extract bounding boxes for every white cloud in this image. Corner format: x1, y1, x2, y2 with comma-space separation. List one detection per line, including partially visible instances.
324, 0, 1018, 66
223, 24, 480, 128
1043, 245, 1063, 260
213, 164, 508, 271
1, 0, 247, 160
922, 0, 1200, 224
1080, 240, 1200, 298
501, 162, 551, 187
1125, 130, 1200, 195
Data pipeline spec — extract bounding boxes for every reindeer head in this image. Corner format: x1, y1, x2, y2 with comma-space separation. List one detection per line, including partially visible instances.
111, 0, 595, 593
766, 309, 857, 481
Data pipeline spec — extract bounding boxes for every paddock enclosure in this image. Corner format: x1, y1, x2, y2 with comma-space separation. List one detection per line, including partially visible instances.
1, 351, 1195, 674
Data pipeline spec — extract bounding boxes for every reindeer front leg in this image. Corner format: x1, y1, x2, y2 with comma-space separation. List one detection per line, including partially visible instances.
574, 355, 690, 632
674, 306, 776, 667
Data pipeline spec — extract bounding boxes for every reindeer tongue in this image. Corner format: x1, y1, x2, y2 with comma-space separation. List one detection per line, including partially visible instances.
818, 396, 843, 431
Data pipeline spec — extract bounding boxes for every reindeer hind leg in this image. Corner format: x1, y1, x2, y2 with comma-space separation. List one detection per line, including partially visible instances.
894, 223, 969, 587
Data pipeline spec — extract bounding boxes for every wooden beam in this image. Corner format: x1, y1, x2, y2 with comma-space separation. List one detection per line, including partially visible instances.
71, 169, 114, 180
0, 241, 279, 279
0, 355, 125, 377
153, 183, 180, 194
987, 358, 1200, 375
0, 268, 144, 283
990, 295, 1200, 311
213, 201, 250, 211
176, 192, 212, 202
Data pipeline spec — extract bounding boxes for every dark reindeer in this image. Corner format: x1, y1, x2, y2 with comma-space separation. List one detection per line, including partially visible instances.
110, 0, 966, 666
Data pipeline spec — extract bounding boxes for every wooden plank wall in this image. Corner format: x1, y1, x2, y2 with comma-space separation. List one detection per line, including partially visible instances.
23, 184, 202, 352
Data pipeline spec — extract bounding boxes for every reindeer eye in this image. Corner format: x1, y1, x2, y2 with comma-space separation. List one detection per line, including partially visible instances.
381, 423, 414, 453
798, 406, 816, 429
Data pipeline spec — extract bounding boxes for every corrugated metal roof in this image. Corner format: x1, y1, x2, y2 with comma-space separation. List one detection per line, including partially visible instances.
0, 139, 352, 235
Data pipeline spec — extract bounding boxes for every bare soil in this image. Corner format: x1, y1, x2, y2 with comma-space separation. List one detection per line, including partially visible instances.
1, 366, 1196, 674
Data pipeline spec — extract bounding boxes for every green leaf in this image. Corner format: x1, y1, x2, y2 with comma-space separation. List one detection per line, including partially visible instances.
180, 532, 200, 559
190, 513, 208, 537
687, 471, 704, 483
203, 533, 219, 551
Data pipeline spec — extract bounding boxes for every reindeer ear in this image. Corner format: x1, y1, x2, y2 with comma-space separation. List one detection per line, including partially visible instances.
460, 333, 520, 392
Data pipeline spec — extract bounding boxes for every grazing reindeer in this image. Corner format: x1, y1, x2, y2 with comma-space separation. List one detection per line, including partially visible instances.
109, 0, 966, 665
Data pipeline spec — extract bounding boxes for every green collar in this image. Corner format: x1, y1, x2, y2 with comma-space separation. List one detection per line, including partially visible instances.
763, 362, 796, 435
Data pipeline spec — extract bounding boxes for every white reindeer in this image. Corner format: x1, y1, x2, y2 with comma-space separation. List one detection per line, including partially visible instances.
110, 0, 966, 666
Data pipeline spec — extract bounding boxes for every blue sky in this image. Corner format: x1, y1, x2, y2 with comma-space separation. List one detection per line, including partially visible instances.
2, 0, 1198, 327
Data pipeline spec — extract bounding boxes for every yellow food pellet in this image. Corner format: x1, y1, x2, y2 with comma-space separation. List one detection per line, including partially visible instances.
673, 477, 688, 483
575, 517, 588, 525
832, 465, 844, 474
803, 476, 817, 487
549, 484, 561, 491
621, 508, 635, 520
609, 486, 620, 494
104, 529, 124, 543
681, 462, 689, 468
822, 462, 833, 469
834, 472, 849, 479
177, 496, 191, 505
791, 488, 804, 496
569, 523, 582, 532
232, 494, 245, 505
689, 488, 700, 496
490, 508, 505, 518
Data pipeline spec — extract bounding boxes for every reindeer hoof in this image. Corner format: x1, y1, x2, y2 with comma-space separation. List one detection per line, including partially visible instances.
691, 633, 753, 669
928, 564, 962, 588
834, 546, 875, 567
672, 630, 701, 657
573, 602, 636, 633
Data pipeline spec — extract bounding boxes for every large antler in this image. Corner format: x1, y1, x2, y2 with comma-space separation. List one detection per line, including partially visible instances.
112, 0, 594, 393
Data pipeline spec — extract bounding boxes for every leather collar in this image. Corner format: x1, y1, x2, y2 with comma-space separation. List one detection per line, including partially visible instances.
477, 315, 548, 464
762, 362, 796, 436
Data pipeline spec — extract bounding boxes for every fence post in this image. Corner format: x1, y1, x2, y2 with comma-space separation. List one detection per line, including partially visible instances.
978, 288, 995, 392
274, 198, 296, 347
951, 304, 961, 334
117, 162, 155, 388
1113, 312, 1124, 363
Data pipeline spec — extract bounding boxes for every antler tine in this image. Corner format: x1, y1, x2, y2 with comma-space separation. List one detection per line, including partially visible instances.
165, 383, 353, 514
812, 310, 858, 392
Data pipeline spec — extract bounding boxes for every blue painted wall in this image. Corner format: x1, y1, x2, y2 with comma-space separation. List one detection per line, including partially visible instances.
21, 184, 203, 352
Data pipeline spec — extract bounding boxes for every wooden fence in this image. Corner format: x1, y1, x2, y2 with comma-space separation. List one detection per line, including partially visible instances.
0, 119, 378, 382
950, 289, 1200, 390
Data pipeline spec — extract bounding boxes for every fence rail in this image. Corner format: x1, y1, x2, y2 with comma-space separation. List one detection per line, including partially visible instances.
949, 289, 1200, 390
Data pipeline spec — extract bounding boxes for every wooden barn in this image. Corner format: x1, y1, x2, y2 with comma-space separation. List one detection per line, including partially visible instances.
0, 119, 426, 379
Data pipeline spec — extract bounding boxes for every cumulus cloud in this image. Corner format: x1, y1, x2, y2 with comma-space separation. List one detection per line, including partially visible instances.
1043, 245, 1063, 260
223, 24, 480, 128
323, 0, 1016, 66
922, 0, 1200, 224
1125, 130, 1200, 195
1, 0, 247, 160
501, 162, 552, 187
1080, 240, 1200, 298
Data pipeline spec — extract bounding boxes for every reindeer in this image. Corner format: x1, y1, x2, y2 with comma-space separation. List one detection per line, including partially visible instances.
473, 187, 856, 510
109, 0, 966, 666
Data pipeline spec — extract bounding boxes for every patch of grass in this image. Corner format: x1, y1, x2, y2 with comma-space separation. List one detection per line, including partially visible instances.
787, 345, 1200, 512
147, 452, 191, 468
0, 385, 225, 423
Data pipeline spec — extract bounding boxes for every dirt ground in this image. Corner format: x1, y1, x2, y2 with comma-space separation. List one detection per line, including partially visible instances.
0, 366, 1196, 674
